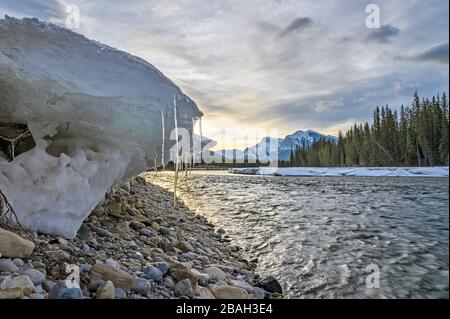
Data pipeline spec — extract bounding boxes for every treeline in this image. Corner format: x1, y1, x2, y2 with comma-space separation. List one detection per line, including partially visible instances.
286, 92, 449, 167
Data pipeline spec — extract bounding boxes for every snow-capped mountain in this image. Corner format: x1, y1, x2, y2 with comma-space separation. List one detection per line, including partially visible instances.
278, 130, 338, 160
209, 130, 337, 162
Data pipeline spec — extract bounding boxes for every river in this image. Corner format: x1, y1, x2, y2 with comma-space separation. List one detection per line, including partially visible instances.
147, 170, 449, 299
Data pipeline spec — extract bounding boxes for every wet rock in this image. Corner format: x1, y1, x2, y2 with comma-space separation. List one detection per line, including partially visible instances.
20, 269, 45, 285
130, 221, 145, 230
152, 262, 169, 275
195, 286, 215, 299
80, 263, 92, 272
88, 279, 106, 291
105, 258, 120, 269
159, 238, 175, 253
12, 259, 25, 268
96, 228, 113, 238
138, 228, 153, 237
45, 250, 70, 262
42, 280, 56, 292
169, 263, 198, 286
175, 241, 195, 253
159, 227, 171, 236
0, 287, 24, 299
204, 266, 226, 282
0, 275, 35, 296
0, 228, 35, 258
0, 260, 20, 272
132, 278, 151, 295
114, 288, 127, 299
48, 281, 83, 299
212, 286, 248, 299
77, 224, 92, 241
164, 277, 175, 289
96, 281, 115, 299
258, 276, 283, 294
198, 256, 210, 265
143, 265, 163, 281
117, 221, 131, 235
174, 279, 194, 298
90, 263, 135, 290
230, 279, 266, 299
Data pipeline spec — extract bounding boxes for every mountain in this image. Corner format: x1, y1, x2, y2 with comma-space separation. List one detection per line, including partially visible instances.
208, 129, 337, 163
278, 130, 338, 160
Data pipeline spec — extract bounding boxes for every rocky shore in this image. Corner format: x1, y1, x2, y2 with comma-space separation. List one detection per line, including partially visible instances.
0, 175, 282, 299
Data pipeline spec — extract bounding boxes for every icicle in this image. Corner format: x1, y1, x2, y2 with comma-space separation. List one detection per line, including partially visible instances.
173, 97, 179, 207
199, 116, 203, 165
192, 118, 196, 168
161, 109, 166, 170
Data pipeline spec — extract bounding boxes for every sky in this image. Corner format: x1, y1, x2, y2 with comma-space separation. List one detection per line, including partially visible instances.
1, 0, 448, 148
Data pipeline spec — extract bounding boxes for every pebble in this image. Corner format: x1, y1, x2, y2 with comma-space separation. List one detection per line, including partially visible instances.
204, 266, 227, 282
159, 238, 174, 252
80, 263, 93, 272
48, 281, 84, 299
138, 228, 153, 237
175, 241, 195, 253
90, 263, 135, 290
130, 221, 145, 230
174, 279, 194, 298
132, 278, 152, 295
258, 276, 283, 294
0, 177, 275, 300
96, 281, 115, 299
159, 227, 171, 236
96, 228, 113, 238
0, 288, 24, 299
212, 286, 249, 299
42, 280, 56, 292
105, 258, 120, 269
20, 269, 45, 285
0, 228, 35, 258
152, 262, 169, 275
195, 286, 215, 299
0, 275, 36, 296
45, 250, 70, 262
143, 265, 163, 281
198, 256, 210, 265
114, 288, 127, 299
12, 259, 25, 268
0, 260, 20, 272
77, 224, 92, 241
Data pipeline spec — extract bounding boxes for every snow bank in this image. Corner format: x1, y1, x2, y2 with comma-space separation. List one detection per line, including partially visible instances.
228, 167, 449, 178
0, 17, 202, 238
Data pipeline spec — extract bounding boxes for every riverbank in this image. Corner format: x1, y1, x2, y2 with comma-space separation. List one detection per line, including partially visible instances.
0, 175, 281, 299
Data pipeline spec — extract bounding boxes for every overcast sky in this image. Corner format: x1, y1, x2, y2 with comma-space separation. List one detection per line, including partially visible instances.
1, 0, 448, 145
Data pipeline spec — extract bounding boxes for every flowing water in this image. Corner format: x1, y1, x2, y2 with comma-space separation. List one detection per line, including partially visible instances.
148, 170, 449, 299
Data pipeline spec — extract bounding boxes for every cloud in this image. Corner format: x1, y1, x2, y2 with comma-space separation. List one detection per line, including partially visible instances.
314, 98, 344, 112
0, 0, 65, 20
279, 17, 313, 37
2, 0, 448, 144
365, 24, 400, 43
400, 42, 449, 64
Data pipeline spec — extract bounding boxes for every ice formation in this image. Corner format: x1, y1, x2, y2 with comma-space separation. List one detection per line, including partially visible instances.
0, 17, 202, 238
229, 167, 449, 177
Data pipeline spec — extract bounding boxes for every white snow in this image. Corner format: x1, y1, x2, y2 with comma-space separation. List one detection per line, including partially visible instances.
0, 17, 202, 238
228, 167, 449, 178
